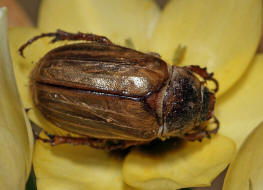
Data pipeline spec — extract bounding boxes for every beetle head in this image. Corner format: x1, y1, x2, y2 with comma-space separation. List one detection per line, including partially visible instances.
162, 66, 216, 137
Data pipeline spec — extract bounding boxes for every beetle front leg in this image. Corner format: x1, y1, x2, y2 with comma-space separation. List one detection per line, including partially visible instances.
182, 116, 219, 141
19, 29, 113, 57
185, 65, 219, 92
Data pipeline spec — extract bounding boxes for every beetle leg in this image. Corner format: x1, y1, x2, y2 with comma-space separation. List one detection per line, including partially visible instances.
37, 131, 111, 149
35, 131, 146, 150
182, 116, 219, 141
49, 29, 113, 44
19, 29, 113, 57
184, 65, 219, 92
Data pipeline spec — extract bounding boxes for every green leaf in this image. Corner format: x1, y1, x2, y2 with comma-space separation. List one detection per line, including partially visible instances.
26, 167, 37, 190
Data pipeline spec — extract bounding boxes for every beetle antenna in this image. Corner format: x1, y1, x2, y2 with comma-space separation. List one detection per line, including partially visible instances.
18, 32, 57, 58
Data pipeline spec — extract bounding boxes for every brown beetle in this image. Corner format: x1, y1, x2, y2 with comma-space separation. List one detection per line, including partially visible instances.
19, 30, 219, 150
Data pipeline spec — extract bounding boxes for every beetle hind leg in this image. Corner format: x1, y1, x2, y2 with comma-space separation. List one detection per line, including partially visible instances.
34, 131, 146, 150
182, 116, 219, 141
184, 65, 219, 92
19, 29, 113, 57
48, 29, 113, 44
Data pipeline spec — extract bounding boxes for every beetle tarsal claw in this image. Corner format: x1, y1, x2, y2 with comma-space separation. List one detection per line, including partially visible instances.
44, 131, 55, 140
33, 130, 54, 144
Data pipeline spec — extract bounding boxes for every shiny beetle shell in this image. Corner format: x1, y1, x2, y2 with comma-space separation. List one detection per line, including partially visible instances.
20, 30, 219, 150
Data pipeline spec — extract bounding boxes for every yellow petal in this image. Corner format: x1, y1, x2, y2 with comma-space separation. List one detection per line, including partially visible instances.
123, 135, 235, 190
223, 122, 263, 190
34, 133, 134, 190
150, 0, 262, 95
216, 54, 263, 149
38, 0, 160, 51
8, 27, 79, 136
0, 7, 34, 190
8, 27, 47, 109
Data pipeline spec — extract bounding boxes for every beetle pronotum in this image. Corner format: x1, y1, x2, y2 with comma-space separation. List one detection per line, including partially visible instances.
19, 30, 219, 150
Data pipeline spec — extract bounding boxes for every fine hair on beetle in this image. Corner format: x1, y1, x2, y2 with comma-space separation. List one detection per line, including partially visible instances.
19, 29, 219, 151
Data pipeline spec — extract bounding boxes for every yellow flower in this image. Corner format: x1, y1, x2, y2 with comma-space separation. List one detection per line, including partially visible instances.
223, 121, 263, 190
0, 7, 34, 190
5, 0, 263, 189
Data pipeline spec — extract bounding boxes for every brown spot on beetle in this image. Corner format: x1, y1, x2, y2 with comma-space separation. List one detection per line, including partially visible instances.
19, 30, 219, 150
